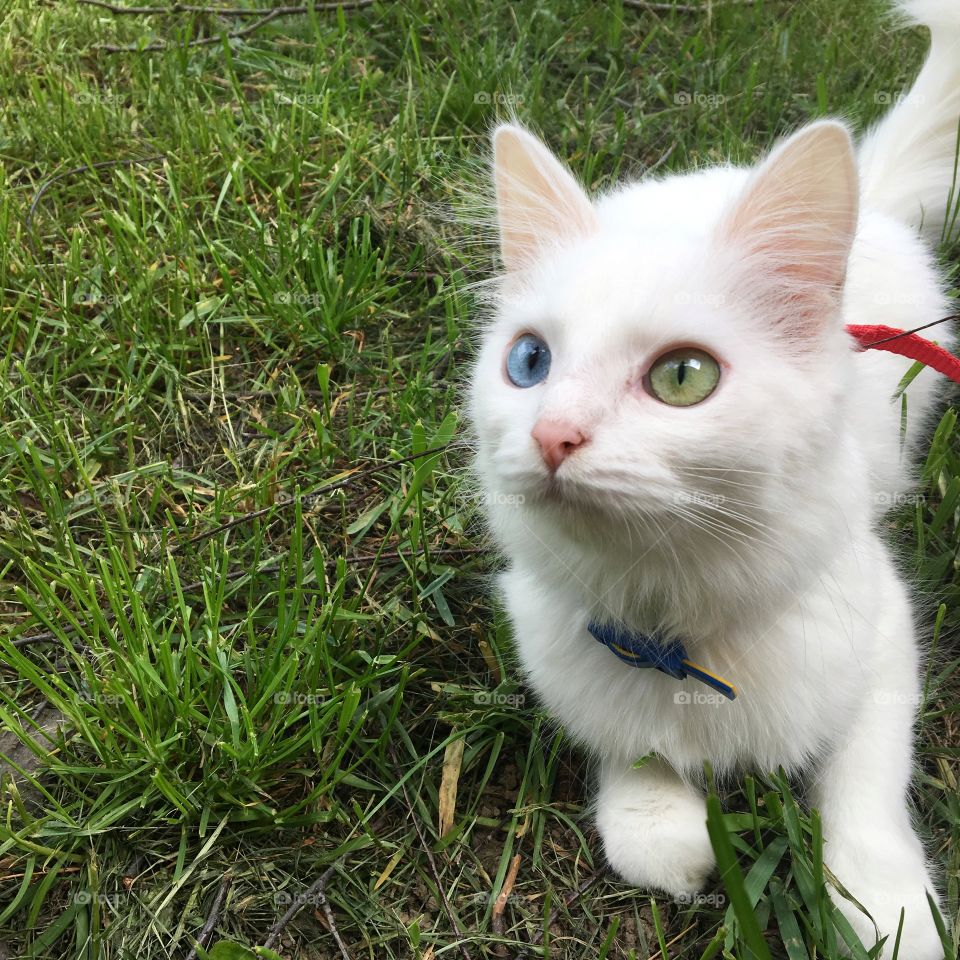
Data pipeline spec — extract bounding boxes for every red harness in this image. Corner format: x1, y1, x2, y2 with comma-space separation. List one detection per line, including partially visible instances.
846, 320, 960, 382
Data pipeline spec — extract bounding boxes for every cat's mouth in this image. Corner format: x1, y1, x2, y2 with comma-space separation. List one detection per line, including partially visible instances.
515, 470, 585, 509
539, 476, 572, 504
529, 467, 728, 521
532, 471, 629, 512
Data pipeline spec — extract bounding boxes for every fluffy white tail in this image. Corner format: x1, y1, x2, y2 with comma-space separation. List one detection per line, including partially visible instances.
859, 0, 960, 237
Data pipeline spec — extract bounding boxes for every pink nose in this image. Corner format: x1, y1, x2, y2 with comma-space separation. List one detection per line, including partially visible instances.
531, 419, 588, 472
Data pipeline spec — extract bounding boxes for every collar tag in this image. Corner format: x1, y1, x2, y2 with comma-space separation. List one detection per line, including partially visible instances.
587, 621, 737, 701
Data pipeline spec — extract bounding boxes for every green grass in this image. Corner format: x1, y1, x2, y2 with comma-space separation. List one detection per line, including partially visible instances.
0, 0, 957, 957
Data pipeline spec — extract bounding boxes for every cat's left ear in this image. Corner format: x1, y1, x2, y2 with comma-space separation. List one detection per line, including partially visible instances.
718, 120, 859, 329
493, 124, 597, 273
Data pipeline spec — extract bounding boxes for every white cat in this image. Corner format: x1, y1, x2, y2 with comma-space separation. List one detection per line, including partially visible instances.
468, 1, 960, 956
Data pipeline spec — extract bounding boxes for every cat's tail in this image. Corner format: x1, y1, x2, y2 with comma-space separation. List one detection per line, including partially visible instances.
858, 0, 960, 238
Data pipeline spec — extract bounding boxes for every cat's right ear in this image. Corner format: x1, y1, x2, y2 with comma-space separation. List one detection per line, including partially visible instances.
493, 125, 597, 273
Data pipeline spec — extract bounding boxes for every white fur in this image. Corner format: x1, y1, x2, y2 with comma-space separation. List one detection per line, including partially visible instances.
468, 3, 960, 957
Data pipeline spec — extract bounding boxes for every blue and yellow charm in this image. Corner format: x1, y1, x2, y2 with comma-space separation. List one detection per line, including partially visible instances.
587, 621, 737, 700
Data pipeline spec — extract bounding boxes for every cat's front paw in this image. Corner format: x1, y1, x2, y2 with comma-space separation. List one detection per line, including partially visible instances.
827, 839, 944, 959
596, 775, 715, 896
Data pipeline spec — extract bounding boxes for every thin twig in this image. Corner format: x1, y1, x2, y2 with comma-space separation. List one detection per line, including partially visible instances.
646, 921, 699, 960
861, 314, 959, 348
79, 0, 380, 52
180, 377, 446, 405
355, 546, 486, 567
389, 745, 473, 960
98, 7, 283, 51
24, 154, 166, 239
262, 863, 350, 958
184, 873, 232, 960
319, 884, 353, 960
622, 0, 756, 11
491, 853, 521, 940
78, 0, 375, 15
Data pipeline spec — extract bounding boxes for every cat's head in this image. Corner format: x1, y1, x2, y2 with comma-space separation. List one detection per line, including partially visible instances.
469, 121, 861, 572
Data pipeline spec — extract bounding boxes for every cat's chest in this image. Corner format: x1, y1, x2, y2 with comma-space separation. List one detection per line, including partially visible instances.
502, 562, 883, 774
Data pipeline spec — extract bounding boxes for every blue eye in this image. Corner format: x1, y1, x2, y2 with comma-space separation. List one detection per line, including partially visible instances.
506, 334, 551, 388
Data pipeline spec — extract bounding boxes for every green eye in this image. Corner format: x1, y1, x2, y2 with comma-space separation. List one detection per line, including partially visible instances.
646, 348, 721, 407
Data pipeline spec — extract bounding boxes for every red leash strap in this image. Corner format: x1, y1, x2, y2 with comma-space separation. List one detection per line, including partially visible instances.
846, 323, 960, 384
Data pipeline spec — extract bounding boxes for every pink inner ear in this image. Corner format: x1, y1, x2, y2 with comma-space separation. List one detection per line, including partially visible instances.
718, 122, 859, 330
729, 199, 855, 288
493, 125, 598, 273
